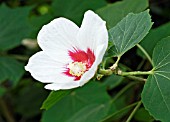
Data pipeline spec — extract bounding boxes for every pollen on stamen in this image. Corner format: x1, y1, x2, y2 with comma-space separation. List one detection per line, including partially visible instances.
67, 62, 87, 77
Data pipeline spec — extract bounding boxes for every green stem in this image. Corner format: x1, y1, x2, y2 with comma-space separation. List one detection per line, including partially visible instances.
100, 102, 139, 122
119, 70, 153, 76
101, 57, 108, 69
110, 56, 121, 70
137, 44, 152, 66
0, 98, 15, 122
99, 69, 112, 75
111, 82, 137, 103
126, 101, 142, 122
136, 58, 145, 70
9, 54, 29, 61
126, 76, 146, 82
99, 69, 152, 76
99, 69, 150, 82
0, 53, 29, 61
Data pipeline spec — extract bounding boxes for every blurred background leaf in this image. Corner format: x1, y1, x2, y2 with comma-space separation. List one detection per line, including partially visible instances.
0, 4, 32, 51
97, 0, 148, 29
138, 22, 170, 58
0, 57, 24, 86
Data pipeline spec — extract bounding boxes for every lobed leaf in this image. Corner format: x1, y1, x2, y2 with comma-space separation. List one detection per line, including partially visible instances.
108, 10, 152, 57
142, 37, 170, 122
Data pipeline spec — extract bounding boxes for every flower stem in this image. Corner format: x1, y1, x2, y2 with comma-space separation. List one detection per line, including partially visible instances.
126, 101, 142, 122
137, 44, 152, 66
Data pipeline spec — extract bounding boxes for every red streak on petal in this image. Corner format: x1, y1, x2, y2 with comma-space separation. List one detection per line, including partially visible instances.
86, 48, 95, 68
69, 49, 88, 63
64, 48, 95, 81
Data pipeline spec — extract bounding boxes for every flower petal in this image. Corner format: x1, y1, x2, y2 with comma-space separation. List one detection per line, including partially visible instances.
77, 10, 108, 53
37, 17, 79, 64
45, 82, 79, 91
25, 51, 75, 83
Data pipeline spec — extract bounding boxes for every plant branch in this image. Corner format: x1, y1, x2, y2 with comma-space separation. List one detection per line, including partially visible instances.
137, 44, 152, 66
99, 67, 153, 76
110, 56, 121, 70
9, 54, 29, 61
126, 76, 146, 82
126, 101, 142, 122
118, 70, 153, 76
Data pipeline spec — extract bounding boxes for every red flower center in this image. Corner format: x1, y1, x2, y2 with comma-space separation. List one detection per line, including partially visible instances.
64, 48, 95, 81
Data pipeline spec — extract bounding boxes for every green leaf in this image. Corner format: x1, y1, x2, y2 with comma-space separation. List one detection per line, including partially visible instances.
142, 37, 170, 122
138, 22, 170, 57
67, 104, 110, 122
108, 10, 152, 57
0, 57, 24, 86
51, 0, 107, 25
41, 89, 71, 110
0, 5, 31, 51
134, 107, 154, 122
42, 82, 112, 122
97, 0, 148, 29
13, 82, 48, 118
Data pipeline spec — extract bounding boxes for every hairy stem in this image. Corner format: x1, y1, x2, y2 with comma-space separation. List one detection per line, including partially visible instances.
99, 69, 151, 82
119, 70, 153, 76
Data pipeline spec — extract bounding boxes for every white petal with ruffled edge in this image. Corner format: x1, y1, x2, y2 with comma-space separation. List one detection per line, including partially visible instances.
77, 10, 108, 54
37, 18, 79, 64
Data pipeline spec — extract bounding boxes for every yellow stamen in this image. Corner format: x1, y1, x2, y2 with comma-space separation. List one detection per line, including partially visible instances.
67, 62, 87, 77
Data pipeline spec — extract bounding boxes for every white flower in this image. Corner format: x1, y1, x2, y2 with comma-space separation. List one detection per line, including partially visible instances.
25, 10, 108, 90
